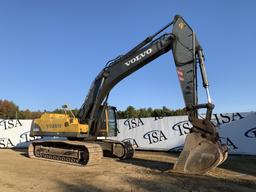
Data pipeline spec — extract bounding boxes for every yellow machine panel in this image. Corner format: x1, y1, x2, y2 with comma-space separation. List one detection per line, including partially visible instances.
30, 113, 89, 138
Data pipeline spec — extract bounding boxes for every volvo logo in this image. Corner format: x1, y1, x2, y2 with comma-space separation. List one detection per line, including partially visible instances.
124, 48, 152, 66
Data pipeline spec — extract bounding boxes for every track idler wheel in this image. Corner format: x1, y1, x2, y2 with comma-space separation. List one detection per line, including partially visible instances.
113, 142, 134, 160
173, 132, 228, 174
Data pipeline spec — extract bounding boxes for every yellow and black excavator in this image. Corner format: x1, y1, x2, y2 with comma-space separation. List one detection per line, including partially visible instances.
28, 15, 228, 174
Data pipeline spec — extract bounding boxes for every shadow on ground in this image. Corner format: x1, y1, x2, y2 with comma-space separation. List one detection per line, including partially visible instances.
56, 180, 104, 192
124, 172, 256, 192
134, 151, 256, 176
54, 171, 256, 192
120, 157, 174, 171
11, 148, 28, 157
219, 155, 256, 177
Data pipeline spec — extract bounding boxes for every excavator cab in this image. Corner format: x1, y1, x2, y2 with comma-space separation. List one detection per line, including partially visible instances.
98, 106, 118, 137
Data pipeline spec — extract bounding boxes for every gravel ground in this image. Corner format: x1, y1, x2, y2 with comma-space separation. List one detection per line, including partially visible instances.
0, 149, 255, 192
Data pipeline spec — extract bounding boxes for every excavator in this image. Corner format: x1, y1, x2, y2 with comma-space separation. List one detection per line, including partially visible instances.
28, 15, 228, 174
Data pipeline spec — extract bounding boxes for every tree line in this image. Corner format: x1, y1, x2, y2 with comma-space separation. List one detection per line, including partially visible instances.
117, 106, 187, 119
0, 99, 187, 119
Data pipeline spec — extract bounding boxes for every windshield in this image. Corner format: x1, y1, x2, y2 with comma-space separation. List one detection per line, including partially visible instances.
107, 107, 117, 137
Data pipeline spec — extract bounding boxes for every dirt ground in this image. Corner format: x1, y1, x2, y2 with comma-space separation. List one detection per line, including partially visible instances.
0, 149, 255, 192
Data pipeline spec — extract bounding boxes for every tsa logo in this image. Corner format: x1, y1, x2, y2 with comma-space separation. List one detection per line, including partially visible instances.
122, 138, 139, 148
244, 127, 256, 138
143, 130, 167, 144
0, 119, 22, 130
0, 138, 14, 148
124, 118, 144, 130
172, 120, 192, 136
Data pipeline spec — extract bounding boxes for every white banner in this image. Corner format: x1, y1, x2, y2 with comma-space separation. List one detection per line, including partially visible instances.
0, 112, 255, 155
116, 112, 256, 155
219, 112, 256, 155
117, 116, 188, 151
0, 119, 36, 148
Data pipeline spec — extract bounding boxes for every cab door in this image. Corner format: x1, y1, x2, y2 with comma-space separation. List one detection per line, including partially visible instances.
98, 106, 118, 137
106, 106, 118, 137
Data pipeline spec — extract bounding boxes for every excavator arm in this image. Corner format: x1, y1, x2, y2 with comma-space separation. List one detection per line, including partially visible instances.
78, 16, 189, 131
78, 30, 174, 135
77, 15, 228, 174
172, 17, 228, 173
78, 15, 206, 136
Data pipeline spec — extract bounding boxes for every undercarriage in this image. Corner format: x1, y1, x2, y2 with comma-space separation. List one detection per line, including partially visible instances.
28, 139, 134, 166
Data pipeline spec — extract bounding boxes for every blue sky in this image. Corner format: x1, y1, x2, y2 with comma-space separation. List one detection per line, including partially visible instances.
0, 0, 255, 113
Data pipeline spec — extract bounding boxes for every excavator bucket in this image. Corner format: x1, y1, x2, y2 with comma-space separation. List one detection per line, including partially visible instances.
173, 132, 228, 174
171, 15, 228, 174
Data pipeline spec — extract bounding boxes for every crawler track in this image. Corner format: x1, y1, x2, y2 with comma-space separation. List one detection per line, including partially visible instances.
96, 139, 134, 159
28, 140, 103, 166
28, 139, 134, 166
